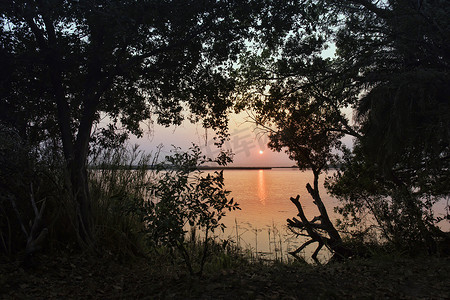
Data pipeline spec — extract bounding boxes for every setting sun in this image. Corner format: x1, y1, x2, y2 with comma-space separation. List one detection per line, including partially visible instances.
259, 150, 264, 155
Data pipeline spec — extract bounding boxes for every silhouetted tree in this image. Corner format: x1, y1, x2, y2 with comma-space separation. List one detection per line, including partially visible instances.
0, 0, 264, 244
251, 84, 352, 262
329, 0, 450, 253
238, 0, 449, 254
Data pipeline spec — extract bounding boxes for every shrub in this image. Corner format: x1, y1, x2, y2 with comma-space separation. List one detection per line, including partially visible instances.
141, 145, 239, 275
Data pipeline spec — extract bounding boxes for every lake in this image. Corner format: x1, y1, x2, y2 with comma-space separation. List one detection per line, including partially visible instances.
215, 168, 449, 262
217, 168, 340, 262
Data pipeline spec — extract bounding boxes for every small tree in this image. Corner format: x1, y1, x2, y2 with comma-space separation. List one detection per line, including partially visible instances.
237, 20, 357, 260
264, 100, 350, 263
142, 145, 239, 276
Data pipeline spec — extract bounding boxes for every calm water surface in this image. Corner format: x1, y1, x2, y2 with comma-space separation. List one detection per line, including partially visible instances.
217, 168, 449, 262
218, 168, 339, 261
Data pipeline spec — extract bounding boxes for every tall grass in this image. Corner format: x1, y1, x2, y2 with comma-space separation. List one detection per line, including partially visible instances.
229, 219, 308, 264
88, 144, 251, 275
88, 144, 157, 257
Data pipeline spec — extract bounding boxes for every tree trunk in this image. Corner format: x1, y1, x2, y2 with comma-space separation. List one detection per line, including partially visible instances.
288, 195, 326, 264
27, 7, 103, 247
69, 158, 93, 244
69, 95, 99, 244
53, 87, 96, 245
309, 170, 342, 245
287, 169, 351, 262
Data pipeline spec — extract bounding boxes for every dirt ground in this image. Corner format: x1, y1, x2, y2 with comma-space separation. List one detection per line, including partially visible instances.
1, 254, 449, 299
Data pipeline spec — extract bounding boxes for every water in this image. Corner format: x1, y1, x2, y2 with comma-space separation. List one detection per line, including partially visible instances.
215, 168, 450, 262
217, 168, 339, 262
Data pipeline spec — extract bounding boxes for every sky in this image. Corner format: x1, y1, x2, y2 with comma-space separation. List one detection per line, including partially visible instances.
126, 44, 354, 168
127, 109, 356, 167
128, 112, 296, 167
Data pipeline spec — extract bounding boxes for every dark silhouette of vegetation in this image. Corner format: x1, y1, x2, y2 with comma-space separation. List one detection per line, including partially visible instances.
244, 80, 351, 262
327, 0, 450, 254
142, 145, 239, 276
237, 0, 449, 257
0, 3, 449, 298
0, 0, 266, 245
89, 143, 239, 275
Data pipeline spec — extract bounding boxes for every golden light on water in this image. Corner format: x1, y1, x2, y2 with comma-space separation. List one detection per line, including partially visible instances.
257, 170, 266, 206
221, 169, 341, 262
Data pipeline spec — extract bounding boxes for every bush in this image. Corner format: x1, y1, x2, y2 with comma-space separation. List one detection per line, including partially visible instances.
141, 145, 239, 275
326, 145, 448, 255
0, 125, 73, 258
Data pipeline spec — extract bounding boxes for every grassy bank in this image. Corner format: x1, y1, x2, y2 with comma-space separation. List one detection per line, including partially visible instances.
1, 252, 449, 299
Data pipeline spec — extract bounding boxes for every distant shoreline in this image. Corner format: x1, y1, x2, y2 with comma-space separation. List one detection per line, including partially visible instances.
199, 166, 273, 170
89, 165, 298, 170
88, 165, 343, 170
199, 166, 304, 170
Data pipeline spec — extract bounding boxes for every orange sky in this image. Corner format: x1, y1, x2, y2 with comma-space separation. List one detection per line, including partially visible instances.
127, 102, 355, 167
129, 112, 296, 167
122, 45, 345, 167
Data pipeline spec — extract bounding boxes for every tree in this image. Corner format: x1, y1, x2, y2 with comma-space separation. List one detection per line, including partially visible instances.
238, 0, 449, 255
0, 0, 263, 244
235, 0, 358, 261
328, 0, 450, 253
246, 80, 353, 262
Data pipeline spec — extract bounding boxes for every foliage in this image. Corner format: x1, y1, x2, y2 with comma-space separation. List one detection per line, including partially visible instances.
235, 1, 360, 178
0, 0, 265, 243
141, 145, 239, 275
333, 0, 450, 193
237, 0, 449, 254
326, 143, 449, 253
0, 0, 262, 141
328, 0, 450, 253
235, 1, 354, 262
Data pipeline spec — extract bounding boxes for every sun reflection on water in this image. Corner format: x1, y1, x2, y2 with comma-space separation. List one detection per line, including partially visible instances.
257, 170, 266, 206
221, 169, 339, 263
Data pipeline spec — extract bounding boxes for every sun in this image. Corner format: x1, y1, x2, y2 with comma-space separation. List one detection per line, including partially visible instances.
259, 150, 264, 155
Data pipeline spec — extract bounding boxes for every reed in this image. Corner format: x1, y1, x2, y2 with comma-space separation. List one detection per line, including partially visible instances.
88, 144, 156, 257
224, 220, 309, 264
